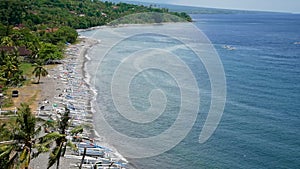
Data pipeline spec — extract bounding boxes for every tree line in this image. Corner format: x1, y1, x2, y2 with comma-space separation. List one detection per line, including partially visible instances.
0, 0, 192, 168
0, 0, 191, 87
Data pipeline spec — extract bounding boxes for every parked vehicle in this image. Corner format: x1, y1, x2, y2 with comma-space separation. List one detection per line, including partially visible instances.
12, 90, 19, 97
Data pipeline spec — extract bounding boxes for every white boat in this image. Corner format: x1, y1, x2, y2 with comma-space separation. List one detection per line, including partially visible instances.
294, 42, 300, 45
223, 45, 236, 50
77, 147, 105, 157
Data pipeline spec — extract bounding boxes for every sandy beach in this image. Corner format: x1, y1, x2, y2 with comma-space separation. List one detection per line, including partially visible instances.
29, 37, 129, 169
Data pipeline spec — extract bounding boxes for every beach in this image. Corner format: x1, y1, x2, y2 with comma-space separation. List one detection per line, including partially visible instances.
30, 37, 129, 169
78, 15, 300, 168
29, 13, 300, 168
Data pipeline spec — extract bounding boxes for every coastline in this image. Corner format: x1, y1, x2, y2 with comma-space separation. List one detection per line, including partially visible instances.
32, 13, 300, 169
30, 36, 130, 168
81, 37, 133, 168
76, 21, 190, 33
32, 22, 194, 168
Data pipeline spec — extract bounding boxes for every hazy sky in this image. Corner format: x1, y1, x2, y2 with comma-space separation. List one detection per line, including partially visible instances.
129, 0, 300, 13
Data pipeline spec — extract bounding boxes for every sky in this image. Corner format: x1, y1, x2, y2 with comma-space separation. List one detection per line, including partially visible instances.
127, 0, 300, 13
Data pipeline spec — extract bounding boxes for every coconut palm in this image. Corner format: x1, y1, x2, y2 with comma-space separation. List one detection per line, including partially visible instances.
47, 106, 82, 169
1, 36, 14, 46
32, 60, 48, 84
0, 51, 23, 86
0, 103, 61, 169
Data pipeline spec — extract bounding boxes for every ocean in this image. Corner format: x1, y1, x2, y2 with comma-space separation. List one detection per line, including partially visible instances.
81, 12, 300, 168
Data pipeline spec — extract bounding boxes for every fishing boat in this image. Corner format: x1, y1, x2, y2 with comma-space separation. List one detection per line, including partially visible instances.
223, 45, 236, 50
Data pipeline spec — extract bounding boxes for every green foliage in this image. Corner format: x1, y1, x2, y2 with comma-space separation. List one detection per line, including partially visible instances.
46, 106, 76, 169
0, 0, 27, 35
110, 12, 189, 25
0, 0, 191, 30
32, 60, 48, 83
0, 51, 24, 86
1, 36, 14, 46
20, 63, 34, 77
0, 104, 58, 169
70, 125, 84, 136
0, 0, 191, 89
0, 97, 13, 108
53, 26, 78, 44
38, 42, 63, 61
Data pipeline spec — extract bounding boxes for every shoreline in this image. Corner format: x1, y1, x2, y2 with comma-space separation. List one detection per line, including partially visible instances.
31, 36, 130, 168
81, 37, 132, 168
62, 21, 195, 168
71, 37, 131, 167
77, 21, 190, 33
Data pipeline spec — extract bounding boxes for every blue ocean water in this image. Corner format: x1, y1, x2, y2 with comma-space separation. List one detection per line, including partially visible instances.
82, 13, 300, 168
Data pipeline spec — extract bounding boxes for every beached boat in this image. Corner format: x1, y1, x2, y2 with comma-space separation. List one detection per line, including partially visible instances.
78, 147, 105, 157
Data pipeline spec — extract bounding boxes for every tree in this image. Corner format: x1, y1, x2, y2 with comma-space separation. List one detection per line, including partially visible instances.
1, 36, 14, 46
47, 106, 82, 169
37, 42, 63, 62
53, 26, 78, 44
0, 0, 27, 35
32, 61, 48, 84
0, 51, 23, 86
0, 104, 61, 169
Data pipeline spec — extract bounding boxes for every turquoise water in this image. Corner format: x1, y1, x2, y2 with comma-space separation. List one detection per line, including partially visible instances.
82, 13, 300, 168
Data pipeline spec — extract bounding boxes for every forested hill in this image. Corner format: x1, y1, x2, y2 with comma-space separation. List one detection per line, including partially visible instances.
0, 0, 191, 30
0, 0, 191, 87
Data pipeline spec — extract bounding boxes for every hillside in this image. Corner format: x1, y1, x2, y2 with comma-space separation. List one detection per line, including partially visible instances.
0, 0, 191, 88
0, 0, 192, 30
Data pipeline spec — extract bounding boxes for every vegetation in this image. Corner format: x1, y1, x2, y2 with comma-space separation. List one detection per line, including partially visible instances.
32, 61, 48, 84
0, 51, 24, 86
47, 107, 83, 169
0, 104, 62, 169
0, 0, 191, 166
0, 1, 191, 166
0, 0, 191, 30
0, 104, 83, 169
0, 0, 190, 88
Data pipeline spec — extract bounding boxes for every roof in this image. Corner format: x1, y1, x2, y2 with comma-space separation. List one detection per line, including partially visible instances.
0, 46, 32, 56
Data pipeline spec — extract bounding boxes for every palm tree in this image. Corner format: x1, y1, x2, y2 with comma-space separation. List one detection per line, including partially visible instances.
32, 61, 48, 84
26, 40, 41, 62
47, 106, 83, 169
0, 51, 23, 86
0, 36, 14, 46
0, 103, 61, 169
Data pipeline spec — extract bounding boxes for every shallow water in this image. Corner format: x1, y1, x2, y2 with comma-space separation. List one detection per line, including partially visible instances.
81, 13, 300, 168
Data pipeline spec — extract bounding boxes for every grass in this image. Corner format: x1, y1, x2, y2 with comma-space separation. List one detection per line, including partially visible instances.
20, 63, 34, 78
1, 97, 13, 108
2, 84, 41, 112
20, 63, 38, 85
2, 62, 56, 111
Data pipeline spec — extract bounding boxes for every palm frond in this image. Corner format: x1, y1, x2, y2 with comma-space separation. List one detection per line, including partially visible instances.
33, 138, 56, 157
0, 146, 13, 159
39, 132, 64, 143
66, 140, 77, 151
19, 147, 29, 163
34, 125, 42, 137
47, 144, 62, 169
6, 149, 18, 169
70, 125, 83, 136
0, 140, 18, 146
